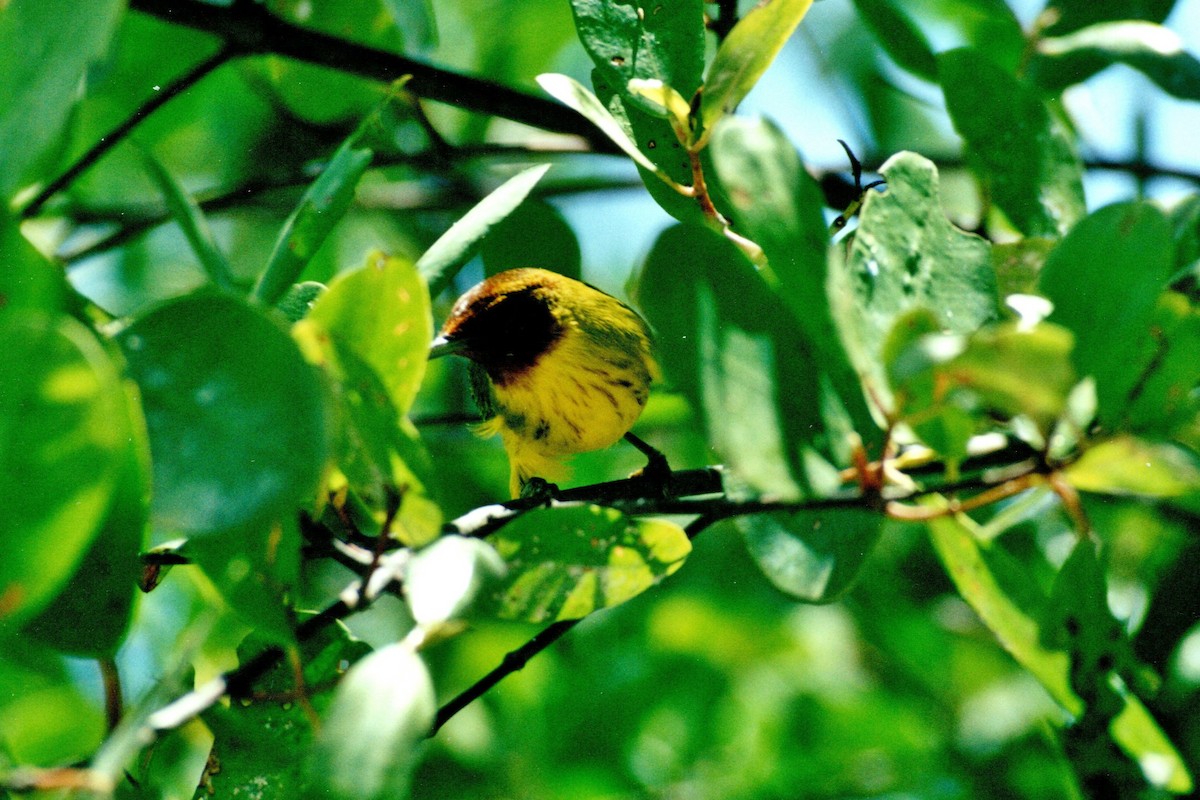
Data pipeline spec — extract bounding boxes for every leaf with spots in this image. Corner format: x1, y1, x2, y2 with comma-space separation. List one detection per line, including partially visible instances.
117, 292, 327, 538
568, 0, 705, 105
308, 249, 433, 417
202, 623, 373, 799
482, 505, 690, 622
829, 151, 997, 410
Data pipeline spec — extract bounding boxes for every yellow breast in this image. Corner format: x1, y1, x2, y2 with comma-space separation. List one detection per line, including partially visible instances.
479, 319, 658, 496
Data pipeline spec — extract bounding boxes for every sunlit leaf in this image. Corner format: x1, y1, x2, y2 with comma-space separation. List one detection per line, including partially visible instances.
292, 319, 443, 547
308, 250, 431, 416
738, 508, 883, 603
0, 311, 129, 627
405, 535, 507, 626
0, 640, 105, 764
538, 74, 660, 174
939, 47, 1085, 237
700, 0, 815, 135
927, 506, 1083, 716
1032, 0, 1180, 89
416, 162, 553, 297
305, 643, 435, 800
483, 505, 690, 622
1038, 22, 1200, 101
1067, 437, 1200, 498
23, 390, 150, 657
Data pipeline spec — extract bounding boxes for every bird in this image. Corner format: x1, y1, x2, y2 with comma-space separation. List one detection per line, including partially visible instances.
429, 267, 661, 498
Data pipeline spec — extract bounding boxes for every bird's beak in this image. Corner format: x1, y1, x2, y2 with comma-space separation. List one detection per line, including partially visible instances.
429, 334, 466, 360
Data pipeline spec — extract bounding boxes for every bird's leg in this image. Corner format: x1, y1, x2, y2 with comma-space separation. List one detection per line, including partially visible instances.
624, 432, 672, 495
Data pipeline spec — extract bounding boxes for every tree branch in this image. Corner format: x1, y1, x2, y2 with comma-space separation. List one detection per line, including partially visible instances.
126, 0, 615, 153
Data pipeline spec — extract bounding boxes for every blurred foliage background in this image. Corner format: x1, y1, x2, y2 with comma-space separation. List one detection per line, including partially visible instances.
5, 0, 1200, 798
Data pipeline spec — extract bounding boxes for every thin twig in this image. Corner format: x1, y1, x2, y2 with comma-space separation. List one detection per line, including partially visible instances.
431, 618, 580, 734
21, 44, 237, 219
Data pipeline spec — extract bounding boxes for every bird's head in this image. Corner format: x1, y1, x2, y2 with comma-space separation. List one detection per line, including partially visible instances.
429, 268, 568, 382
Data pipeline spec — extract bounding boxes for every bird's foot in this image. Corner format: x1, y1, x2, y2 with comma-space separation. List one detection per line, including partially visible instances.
624, 432, 672, 497
519, 477, 560, 505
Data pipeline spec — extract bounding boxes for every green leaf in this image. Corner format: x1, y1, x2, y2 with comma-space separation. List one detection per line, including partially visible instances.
277, 281, 327, 325
251, 138, 374, 306
483, 505, 690, 622
831, 151, 997, 410
710, 116, 880, 448
0, 311, 129, 627
0, 209, 67, 314
927, 507, 1084, 716
117, 292, 327, 537
416, 163, 553, 297
1038, 201, 1175, 428
23, 389, 150, 656
382, 0, 437, 50
308, 250, 432, 417
1067, 436, 1200, 498
1031, 0, 1179, 90
639, 224, 829, 499
1124, 293, 1200, 434
203, 622, 371, 799
939, 47, 1086, 238
293, 317, 443, 547
850, 0, 938, 80
0, 640, 105, 765
568, 0, 705, 103
189, 519, 299, 644
738, 508, 883, 603
1111, 688, 1194, 793
700, 0, 815, 135
305, 643, 435, 800
404, 535, 507, 627
1037, 22, 1200, 102
0, 0, 123, 202
851, 0, 1026, 78
590, 69, 700, 223
481, 198, 582, 281
538, 74, 661, 174
937, 322, 1076, 434
137, 145, 235, 291
1043, 540, 1193, 793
